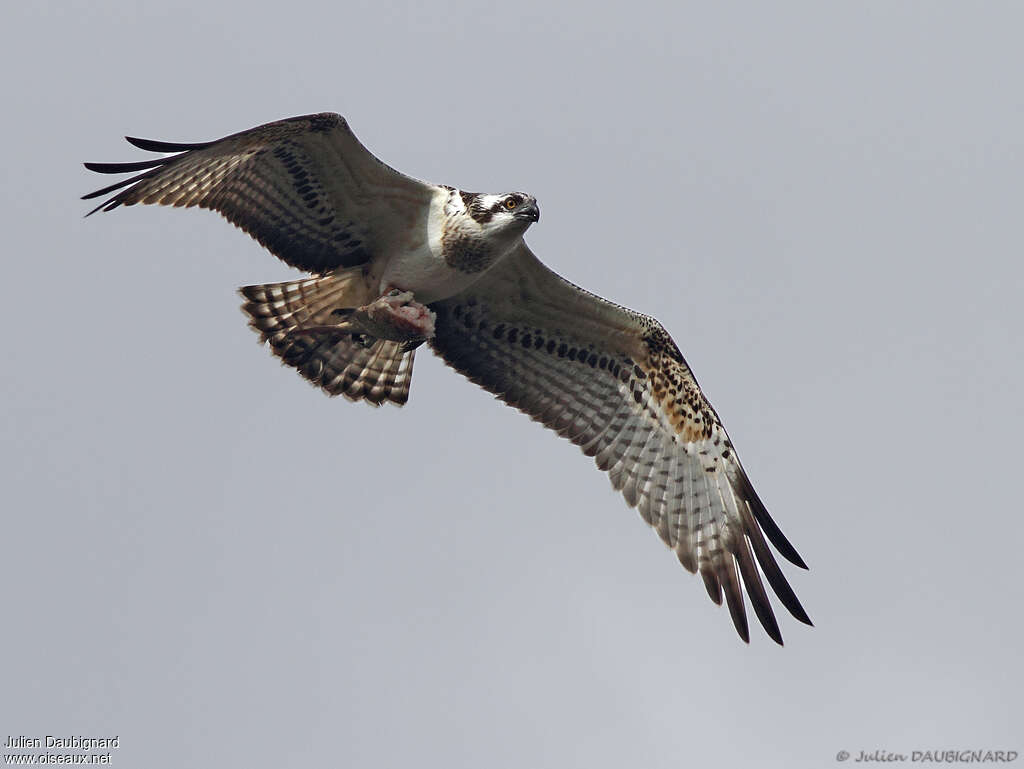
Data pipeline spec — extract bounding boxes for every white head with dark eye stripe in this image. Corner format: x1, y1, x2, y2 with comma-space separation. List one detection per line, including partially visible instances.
440, 190, 541, 273
459, 191, 540, 229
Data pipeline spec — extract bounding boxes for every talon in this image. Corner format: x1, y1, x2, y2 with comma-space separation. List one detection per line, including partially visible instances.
399, 338, 427, 353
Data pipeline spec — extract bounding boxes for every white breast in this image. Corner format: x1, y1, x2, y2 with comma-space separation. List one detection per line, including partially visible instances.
379, 188, 487, 303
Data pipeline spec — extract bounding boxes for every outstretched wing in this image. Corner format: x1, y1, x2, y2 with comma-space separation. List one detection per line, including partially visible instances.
428, 244, 811, 644
83, 112, 436, 273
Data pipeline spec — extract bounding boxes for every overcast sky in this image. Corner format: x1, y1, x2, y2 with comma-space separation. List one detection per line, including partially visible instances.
2, 3, 1021, 767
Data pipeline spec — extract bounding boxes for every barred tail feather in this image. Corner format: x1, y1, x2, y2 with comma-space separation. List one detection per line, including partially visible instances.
239, 274, 416, 406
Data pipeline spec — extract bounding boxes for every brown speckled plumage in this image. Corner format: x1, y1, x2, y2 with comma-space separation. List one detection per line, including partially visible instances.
83, 112, 810, 645
440, 229, 494, 273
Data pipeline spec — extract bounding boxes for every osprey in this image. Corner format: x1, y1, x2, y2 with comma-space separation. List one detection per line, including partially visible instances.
83, 113, 811, 644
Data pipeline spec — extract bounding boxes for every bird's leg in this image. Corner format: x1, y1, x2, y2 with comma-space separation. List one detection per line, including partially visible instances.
287, 288, 435, 351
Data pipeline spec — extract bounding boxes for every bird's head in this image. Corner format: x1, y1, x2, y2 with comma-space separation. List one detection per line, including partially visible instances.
462, 191, 540, 232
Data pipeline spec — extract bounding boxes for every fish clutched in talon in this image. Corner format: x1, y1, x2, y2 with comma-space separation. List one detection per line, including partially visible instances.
289, 289, 436, 352
356, 289, 436, 348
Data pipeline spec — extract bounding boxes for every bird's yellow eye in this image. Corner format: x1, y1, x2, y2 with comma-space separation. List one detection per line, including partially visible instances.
504, 197, 517, 210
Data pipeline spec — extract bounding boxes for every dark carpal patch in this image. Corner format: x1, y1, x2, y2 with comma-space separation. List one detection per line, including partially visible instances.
225, 141, 374, 270
640, 324, 720, 441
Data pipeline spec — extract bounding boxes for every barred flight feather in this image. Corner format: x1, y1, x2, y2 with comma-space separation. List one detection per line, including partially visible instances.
429, 244, 811, 644
83, 113, 433, 273
240, 272, 415, 406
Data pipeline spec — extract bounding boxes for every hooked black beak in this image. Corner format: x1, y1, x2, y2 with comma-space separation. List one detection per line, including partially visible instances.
515, 201, 540, 223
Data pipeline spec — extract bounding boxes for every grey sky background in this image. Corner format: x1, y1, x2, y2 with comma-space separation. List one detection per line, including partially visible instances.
2, 2, 1021, 767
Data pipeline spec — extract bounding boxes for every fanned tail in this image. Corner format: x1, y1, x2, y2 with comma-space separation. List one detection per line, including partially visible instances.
239, 273, 416, 406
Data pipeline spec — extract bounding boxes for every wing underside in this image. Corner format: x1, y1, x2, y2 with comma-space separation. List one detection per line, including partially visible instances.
83, 112, 435, 273
429, 245, 811, 643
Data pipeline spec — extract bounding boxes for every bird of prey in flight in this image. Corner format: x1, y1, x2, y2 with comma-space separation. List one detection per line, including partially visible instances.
83, 113, 811, 644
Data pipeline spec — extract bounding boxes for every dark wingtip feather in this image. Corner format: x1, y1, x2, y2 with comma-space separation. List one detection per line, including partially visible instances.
720, 559, 750, 644
759, 611, 784, 645
83, 197, 124, 217
734, 542, 784, 644
738, 472, 808, 569
84, 158, 170, 174
700, 567, 722, 606
81, 176, 133, 200
774, 572, 812, 626
82, 161, 173, 214
125, 135, 215, 153
744, 524, 813, 626
726, 592, 750, 643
